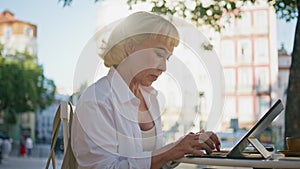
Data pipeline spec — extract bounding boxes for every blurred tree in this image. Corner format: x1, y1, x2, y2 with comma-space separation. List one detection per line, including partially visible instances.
0, 50, 56, 132
61, 0, 300, 138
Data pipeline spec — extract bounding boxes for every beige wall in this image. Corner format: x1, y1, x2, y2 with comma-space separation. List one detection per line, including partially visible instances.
0, 21, 37, 37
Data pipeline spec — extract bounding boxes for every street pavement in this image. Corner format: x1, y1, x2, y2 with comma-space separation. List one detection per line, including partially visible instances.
0, 143, 63, 169
0, 144, 216, 169
0, 156, 199, 169
0, 156, 62, 169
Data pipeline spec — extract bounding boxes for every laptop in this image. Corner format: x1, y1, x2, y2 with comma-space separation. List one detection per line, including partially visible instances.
187, 99, 284, 159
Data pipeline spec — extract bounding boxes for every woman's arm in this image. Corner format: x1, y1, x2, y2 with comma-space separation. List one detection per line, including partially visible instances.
72, 99, 153, 169
72, 110, 152, 169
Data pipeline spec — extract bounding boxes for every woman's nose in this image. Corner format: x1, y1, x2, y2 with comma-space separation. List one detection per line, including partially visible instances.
158, 59, 167, 72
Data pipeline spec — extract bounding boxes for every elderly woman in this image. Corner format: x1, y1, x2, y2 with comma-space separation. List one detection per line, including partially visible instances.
71, 11, 220, 169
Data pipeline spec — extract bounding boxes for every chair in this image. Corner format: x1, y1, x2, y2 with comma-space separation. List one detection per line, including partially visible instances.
45, 101, 78, 169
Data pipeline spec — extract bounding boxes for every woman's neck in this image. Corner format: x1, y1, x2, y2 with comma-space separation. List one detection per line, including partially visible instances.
129, 80, 140, 97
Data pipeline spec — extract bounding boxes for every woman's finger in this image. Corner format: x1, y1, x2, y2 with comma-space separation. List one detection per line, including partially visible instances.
209, 132, 221, 151
199, 133, 215, 149
204, 131, 221, 151
192, 140, 213, 154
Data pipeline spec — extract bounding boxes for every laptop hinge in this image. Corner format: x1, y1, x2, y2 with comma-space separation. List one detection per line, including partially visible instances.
247, 137, 272, 159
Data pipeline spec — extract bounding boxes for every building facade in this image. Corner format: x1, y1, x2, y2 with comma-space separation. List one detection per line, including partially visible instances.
0, 10, 37, 57
218, 3, 279, 130
275, 44, 292, 148
277, 44, 291, 109
36, 94, 69, 144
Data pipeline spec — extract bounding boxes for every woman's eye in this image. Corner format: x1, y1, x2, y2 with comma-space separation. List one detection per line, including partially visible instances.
155, 51, 165, 58
155, 48, 171, 60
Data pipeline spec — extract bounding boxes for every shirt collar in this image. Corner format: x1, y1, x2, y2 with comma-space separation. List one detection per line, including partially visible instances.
107, 67, 137, 104
107, 67, 158, 103
140, 85, 158, 97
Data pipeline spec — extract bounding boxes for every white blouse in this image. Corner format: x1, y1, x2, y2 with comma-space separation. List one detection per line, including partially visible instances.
71, 67, 164, 169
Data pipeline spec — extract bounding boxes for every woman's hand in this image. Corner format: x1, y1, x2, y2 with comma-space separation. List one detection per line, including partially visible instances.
171, 132, 208, 159
196, 130, 221, 154
172, 131, 220, 158
151, 131, 221, 169
155, 131, 221, 160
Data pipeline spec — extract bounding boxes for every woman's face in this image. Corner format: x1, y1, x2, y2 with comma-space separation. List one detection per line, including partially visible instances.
127, 37, 175, 87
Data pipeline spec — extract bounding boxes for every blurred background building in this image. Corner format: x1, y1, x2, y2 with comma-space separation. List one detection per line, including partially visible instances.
0, 10, 37, 58
215, 3, 289, 149
35, 93, 69, 144
218, 4, 278, 129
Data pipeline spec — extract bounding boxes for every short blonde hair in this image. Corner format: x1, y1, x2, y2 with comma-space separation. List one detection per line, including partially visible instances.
101, 11, 179, 67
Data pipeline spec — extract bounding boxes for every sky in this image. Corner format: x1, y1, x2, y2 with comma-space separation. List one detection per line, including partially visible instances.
0, 0, 297, 95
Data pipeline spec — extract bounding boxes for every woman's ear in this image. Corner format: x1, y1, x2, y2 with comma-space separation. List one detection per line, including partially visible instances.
124, 38, 136, 56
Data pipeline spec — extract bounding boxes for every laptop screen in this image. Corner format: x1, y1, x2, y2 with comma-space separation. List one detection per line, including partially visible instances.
227, 99, 284, 158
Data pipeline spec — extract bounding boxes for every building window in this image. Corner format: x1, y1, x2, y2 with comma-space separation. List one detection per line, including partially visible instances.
256, 96, 270, 118
237, 39, 252, 64
220, 40, 235, 65
278, 71, 289, 90
47, 117, 51, 126
24, 27, 33, 37
279, 57, 292, 67
255, 67, 270, 93
238, 68, 253, 93
238, 96, 254, 122
253, 10, 268, 34
278, 76, 282, 88
224, 69, 236, 93
236, 12, 251, 35
4, 27, 12, 38
254, 38, 269, 64
221, 13, 235, 36
223, 96, 237, 122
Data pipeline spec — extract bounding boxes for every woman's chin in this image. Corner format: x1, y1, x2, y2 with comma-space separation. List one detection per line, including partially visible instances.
142, 81, 154, 87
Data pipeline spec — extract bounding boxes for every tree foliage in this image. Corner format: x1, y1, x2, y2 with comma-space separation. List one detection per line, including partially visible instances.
0, 50, 56, 124
128, 0, 298, 31
271, 0, 298, 21
61, 0, 297, 29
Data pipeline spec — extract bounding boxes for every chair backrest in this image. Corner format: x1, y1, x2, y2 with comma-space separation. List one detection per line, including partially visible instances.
45, 101, 78, 169
60, 101, 72, 153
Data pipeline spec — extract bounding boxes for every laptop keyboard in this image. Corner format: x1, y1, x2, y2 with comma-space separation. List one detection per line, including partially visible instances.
186, 150, 229, 158
185, 149, 264, 159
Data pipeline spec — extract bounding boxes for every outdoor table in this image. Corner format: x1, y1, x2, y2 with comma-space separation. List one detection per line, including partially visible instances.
176, 155, 300, 168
